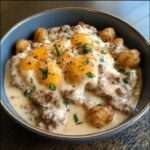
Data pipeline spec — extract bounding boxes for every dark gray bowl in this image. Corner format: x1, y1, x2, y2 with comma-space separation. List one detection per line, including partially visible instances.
0, 7, 150, 143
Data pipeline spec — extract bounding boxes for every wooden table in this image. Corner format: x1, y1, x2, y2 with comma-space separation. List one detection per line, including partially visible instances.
1, 1, 150, 150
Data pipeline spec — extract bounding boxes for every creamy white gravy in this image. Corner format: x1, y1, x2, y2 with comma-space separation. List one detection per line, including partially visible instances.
5, 61, 137, 135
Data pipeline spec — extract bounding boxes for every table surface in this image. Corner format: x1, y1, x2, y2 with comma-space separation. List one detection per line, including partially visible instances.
1, 1, 150, 150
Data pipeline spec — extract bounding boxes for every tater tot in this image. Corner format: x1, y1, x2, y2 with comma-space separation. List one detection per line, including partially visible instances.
99, 27, 116, 42
88, 105, 114, 128
113, 38, 124, 47
117, 49, 140, 68
16, 40, 31, 53
34, 28, 48, 42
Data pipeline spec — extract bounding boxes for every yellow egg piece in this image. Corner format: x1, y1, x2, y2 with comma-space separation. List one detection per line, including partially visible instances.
64, 54, 95, 84
19, 56, 38, 72
30, 47, 48, 61
36, 60, 62, 88
57, 52, 72, 68
71, 33, 93, 53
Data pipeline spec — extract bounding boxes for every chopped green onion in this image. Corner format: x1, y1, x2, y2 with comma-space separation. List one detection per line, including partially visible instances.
63, 99, 70, 107
24, 88, 34, 97
100, 58, 104, 62
86, 72, 95, 78
124, 71, 130, 76
76, 43, 92, 54
111, 81, 116, 84
82, 45, 92, 54
40, 68, 48, 80
30, 78, 33, 84
48, 83, 56, 91
54, 45, 64, 56
101, 50, 107, 54
83, 59, 90, 64
119, 68, 125, 73
123, 78, 128, 84
49, 56, 55, 60
73, 114, 82, 125
119, 68, 130, 77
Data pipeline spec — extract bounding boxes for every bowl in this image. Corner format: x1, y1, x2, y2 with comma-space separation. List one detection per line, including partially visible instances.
1, 7, 150, 143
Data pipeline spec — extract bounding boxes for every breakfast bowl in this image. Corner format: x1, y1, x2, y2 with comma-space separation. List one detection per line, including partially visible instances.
0, 7, 150, 143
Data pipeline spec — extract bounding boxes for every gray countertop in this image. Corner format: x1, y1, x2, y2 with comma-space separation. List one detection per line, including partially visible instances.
1, 1, 150, 150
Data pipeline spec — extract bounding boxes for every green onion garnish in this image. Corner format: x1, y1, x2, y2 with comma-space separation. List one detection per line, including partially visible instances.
119, 68, 125, 73
124, 71, 130, 76
100, 58, 104, 62
63, 99, 70, 107
101, 50, 107, 54
54, 45, 64, 56
82, 45, 92, 54
24, 88, 34, 97
123, 78, 128, 84
40, 68, 48, 80
48, 83, 56, 91
73, 114, 82, 125
83, 59, 90, 64
86, 72, 95, 78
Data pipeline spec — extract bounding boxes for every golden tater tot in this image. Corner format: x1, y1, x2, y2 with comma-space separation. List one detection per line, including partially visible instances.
34, 28, 48, 42
99, 27, 116, 42
88, 105, 114, 128
16, 40, 31, 53
113, 38, 124, 47
117, 49, 140, 68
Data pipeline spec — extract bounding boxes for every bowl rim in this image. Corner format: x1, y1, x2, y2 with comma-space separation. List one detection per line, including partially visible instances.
1, 7, 150, 141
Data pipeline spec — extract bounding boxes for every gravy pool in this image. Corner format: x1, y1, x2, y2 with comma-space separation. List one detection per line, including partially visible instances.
5, 61, 142, 135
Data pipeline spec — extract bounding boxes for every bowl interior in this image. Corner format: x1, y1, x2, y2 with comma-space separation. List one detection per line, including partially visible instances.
1, 8, 150, 140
